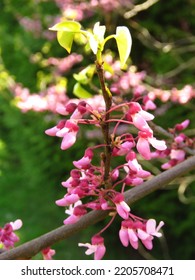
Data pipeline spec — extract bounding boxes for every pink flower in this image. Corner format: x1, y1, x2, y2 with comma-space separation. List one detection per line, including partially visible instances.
146, 219, 164, 237
175, 119, 190, 131
73, 149, 93, 169
78, 235, 106, 260
137, 131, 167, 160
56, 102, 77, 115
45, 120, 79, 150
41, 247, 56, 260
119, 218, 164, 251
55, 193, 80, 207
113, 194, 130, 219
170, 149, 185, 162
126, 102, 154, 132
162, 149, 186, 169
112, 140, 135, 156
125, 151, 151, 179
10, 219, 23, 231
119, 220, 139, 249
64, 203, 87, 224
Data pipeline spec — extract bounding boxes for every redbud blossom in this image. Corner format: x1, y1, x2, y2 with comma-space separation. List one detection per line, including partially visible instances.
119, 218, 164, 251
0, 219, 23, 250
73, 149, 93, 169
137, 131, 167, 160
64, 204, 87, 224
45, 120, 79, 150
126, 102, 154, 133
41, 247, 56, 260
175, 119, 190, 131
78, 235, 106, 260
55, 193, 80, 207
113, 194, 130, 219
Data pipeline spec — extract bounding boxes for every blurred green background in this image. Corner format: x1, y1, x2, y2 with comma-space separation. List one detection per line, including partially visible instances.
0, 0, 195, 259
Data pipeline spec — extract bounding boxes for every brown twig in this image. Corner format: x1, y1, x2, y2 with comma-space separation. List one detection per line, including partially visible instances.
1, 155, 195, 260
96, 61, 112, 187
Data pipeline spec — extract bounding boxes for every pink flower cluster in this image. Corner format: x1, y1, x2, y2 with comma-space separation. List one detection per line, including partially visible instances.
160, 119, 194, 169
0, 219, 22, 250
11, 83, 68, 113
119, 218, 164, 250
148, 85, 195, 104
47, 53, 83, 74
54, 0, 132, 20
45, 97, 167, 259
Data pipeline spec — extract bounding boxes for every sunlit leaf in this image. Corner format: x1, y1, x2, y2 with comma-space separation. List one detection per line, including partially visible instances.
115, 26, 132, 69
49, 21, 81, 32
49, 21, 82, 53
73, 65, 95, 85
73, 83, 92, 98
57, 31, 74, 53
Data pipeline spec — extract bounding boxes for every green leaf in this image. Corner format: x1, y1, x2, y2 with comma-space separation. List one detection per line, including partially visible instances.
57, 31, 74, 53
49, 21, 81, 32
115, 26, 132, 69
49, 21, 82, 53
73, 65, 95, 85
73, 83, 92, 98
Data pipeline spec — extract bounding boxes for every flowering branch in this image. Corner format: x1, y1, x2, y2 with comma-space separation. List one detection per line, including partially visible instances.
0, 154, 195, 260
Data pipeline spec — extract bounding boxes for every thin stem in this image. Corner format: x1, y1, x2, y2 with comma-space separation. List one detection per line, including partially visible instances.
96, 213, 117, 236
95, 60, 112, 188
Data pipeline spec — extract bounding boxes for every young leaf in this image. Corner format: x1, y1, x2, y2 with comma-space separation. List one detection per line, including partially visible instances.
73, 65, 95, 85
49, 21, 81, 32
49, 21, 82, 53
73, 83, 92, 98
57, 31, 74, 53
115, 26, 132, 69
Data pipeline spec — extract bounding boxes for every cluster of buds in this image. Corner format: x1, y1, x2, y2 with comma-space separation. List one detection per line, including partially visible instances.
161, 119, 194, 169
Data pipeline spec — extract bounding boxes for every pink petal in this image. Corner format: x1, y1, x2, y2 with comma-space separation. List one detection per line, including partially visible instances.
119, 228, 129, 247
45, 126, 59, 136
137, 229, 150, 240
156, 221, 164, 232
128, 228, 138, 242
139, 110, 154, 121
132, 113, 151, 132
128, 158, 141, 172
129, 239, 139, 249
137, 169, 151, 178
141, 236, 153, 250
56, 194, 80, 206
137, 137, 151, 159
10, 219, 23, 231
170, 149, 185, 161
61, 131, 77, 150
94, 244, 106, 260
63, 215, 80, 224
56, 127, 69, 137
146, 219, 156, 234
73, 156, 91, 169
148, 137, 167, 151
116, 202, 130, 219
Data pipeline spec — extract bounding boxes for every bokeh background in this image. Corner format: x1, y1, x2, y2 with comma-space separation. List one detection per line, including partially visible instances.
0, 0, 195, 259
